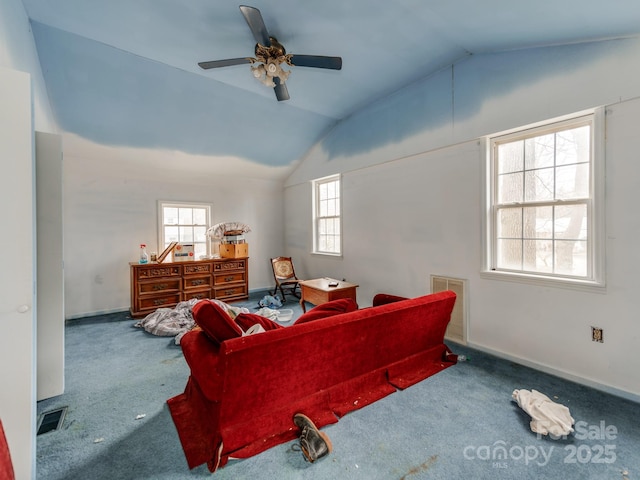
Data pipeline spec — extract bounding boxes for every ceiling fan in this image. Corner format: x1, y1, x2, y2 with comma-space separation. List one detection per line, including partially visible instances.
198, 5, 342, 101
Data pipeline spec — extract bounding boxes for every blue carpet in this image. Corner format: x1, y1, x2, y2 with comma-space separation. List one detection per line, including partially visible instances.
36, 292, 638, 479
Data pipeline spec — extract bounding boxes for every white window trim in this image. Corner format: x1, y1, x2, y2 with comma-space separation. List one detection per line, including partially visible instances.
481, 108, 606, 292
312, 174, 342, 256
157, 200, 212, 257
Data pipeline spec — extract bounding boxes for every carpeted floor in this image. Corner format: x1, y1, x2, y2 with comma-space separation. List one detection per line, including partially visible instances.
36, 291, 638, 479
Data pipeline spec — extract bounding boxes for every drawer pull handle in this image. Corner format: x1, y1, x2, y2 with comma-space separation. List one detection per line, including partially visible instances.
225, 289, 236, 296
191, 279, 205, 286
224, 276, 235, 282
153, 284, 168, 290
153, 298, 168, 306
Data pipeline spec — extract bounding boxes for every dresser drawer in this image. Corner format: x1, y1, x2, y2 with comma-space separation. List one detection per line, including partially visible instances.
137, 293, 181, 312
183, 289, 211, 302
183, 275, 213, 290
183, 263, 213, 275
136, 265, 181, 280
214, 284, 247, 300
138, 278, 181, 296
213, 259, 246, 273
213, 271, 246, 286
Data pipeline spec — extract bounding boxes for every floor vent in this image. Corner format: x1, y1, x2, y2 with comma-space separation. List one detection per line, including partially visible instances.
430, 275, 467, 345
37, 406, 68, 435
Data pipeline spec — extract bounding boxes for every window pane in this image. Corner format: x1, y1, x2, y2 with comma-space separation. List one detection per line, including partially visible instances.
498, 141, 523, 174
318, 218, 327, 235
523, 239, 553, 273
319, 183, 328, 201
522, 206, 552, 239
524, 133, 555, 170
194, 226, 207, 243
497, 208, 522, 238
554, 204, 587, 240
556, 163, 589, 200
178, 208, 193, 225
193, 208, 207, 225
525, 167, 554, 202
165, 226, 179, 243
497, 239, 522, 270
326, 199, 336, 216
327, 181, 336, 199
498, 172, 523, 203
556, 125, 590, 166
179, 226, 194, 243
164, 207, 178, 225
319, 199, 327, 217
555, 240, 587, 276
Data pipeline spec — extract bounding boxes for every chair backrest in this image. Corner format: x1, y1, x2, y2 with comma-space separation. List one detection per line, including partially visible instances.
271, 257, 297, 281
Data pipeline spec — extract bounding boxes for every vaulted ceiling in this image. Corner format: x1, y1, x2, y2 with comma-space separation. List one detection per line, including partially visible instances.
22, 0, 640, 170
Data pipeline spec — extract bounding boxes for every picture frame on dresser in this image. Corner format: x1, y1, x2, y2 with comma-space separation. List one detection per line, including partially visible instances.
156, 241, 178, 263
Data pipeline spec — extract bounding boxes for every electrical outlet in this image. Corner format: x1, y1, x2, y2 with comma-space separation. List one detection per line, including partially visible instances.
591, 326, 604, 343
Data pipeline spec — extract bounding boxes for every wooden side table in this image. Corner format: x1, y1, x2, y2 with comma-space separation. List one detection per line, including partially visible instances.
299, 278, 359, 312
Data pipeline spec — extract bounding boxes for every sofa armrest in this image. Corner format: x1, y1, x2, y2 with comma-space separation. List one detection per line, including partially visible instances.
372, 293, 409, 307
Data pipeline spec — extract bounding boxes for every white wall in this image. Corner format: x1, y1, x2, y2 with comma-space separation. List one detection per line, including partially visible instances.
0, 1, 58, 478
285, 37, 640, 400
0, 66, 36, 480
0, 0, 57, 133
62, 134, 285, 318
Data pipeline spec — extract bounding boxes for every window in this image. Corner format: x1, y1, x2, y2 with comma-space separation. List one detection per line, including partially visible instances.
312, 175, 341, 255
158, 201, 211, 259
484, 110, 604, 287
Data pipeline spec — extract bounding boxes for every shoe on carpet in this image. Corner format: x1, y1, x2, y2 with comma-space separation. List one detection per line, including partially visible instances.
293, 413, 333, 463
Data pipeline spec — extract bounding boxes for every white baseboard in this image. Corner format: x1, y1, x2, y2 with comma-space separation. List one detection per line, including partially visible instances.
462, 341, 640, 405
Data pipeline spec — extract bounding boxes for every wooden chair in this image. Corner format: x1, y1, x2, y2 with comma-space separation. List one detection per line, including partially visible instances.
270, 257, 301, 301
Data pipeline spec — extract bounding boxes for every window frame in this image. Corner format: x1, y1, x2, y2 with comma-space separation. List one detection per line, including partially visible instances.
481, 109, 605, 291
157, 201, 212, 259
312, 174, 342, 256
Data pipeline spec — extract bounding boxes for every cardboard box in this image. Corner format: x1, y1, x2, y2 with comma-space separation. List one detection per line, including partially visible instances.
219, 243, 248, 258
172, 243, 195, 262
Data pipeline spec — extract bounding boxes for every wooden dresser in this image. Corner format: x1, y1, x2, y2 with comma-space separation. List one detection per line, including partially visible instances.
130, 257, 249, 318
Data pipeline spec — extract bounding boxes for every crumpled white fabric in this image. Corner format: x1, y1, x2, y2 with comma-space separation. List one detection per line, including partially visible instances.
512, 389, 575, 436
135, 298, 250, 345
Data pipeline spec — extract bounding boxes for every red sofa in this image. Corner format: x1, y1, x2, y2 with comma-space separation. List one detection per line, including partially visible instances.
167, 290, 457, 472
0, 419, 15, 480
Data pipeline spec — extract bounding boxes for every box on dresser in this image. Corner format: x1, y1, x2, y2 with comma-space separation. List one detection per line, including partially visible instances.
130, 257, 248, 318
219, 243, 248, 259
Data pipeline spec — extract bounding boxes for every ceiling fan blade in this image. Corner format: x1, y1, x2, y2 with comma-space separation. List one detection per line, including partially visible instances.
273, 77, 290, 101
198, 58, 251, 70
239, 5, 270, 46
290, 55, 342, 70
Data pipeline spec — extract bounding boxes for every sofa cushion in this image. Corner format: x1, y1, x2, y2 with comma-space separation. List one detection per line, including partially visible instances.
192, 300, 243, 344
372, 293, 409, 307
294, 298, 358, 325
235, 313, 283, 333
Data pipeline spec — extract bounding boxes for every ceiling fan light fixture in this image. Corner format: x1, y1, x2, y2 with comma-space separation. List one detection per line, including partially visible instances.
250, 55, 290, 88
197, 5, 342, 101
266, 61, 278, 75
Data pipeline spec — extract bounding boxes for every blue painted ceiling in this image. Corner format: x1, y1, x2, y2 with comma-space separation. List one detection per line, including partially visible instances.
22, 0, 640, 169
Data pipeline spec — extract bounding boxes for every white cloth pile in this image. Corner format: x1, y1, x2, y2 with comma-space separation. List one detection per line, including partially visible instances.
134, 298, 250, 344
512, 389, 575, 436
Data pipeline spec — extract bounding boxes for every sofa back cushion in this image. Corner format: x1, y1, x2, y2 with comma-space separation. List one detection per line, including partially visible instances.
372, 293, 409, 307
294, 298, 358, 325
192, 300, 243, 344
